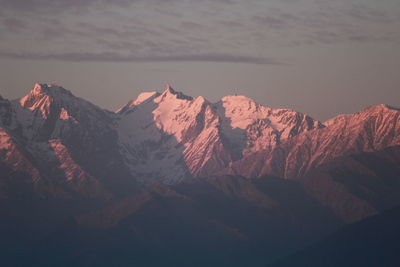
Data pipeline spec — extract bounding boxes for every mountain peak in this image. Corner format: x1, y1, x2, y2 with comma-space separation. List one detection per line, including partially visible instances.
32, 83, 45, 94
19, 83, 75, 119
134, 91, 160, 105
163, 83, 174, 93
221, 94, 259, 105
116, 91, 160, 113
218, 94, 265, 119
25, 83, 53, 98
324, 104, 400, 127
159, 84, 193, 101
117, 84, 193, 114
367, 104, 400, 112
26, 83, 74, 99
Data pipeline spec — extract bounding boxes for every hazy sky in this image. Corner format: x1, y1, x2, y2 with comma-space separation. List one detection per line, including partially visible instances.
0, 0, 399, 121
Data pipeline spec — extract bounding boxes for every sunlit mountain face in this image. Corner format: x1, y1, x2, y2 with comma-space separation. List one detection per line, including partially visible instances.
1, 83, 400, 267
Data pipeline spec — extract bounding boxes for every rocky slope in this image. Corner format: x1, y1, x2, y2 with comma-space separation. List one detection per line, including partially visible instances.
225, 104, 400, 179
1, 83, 138, 200
1, 83, 399, 198
1, 83, 323, 188
1, 83, 399, 267
117, 84, 322, 183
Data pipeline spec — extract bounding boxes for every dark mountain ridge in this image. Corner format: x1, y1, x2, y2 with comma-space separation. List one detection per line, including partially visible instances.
0, 83, 399, 266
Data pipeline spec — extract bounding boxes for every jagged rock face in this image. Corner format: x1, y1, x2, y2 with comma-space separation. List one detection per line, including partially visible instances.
215, 95, 323, 157
0, 83, 137, 199
1, 83, 399, 188
16, 83, 115, 142
3, 83, 324, 187
3, 82, 400, 267
117, 85, 323, 184
117, 86, 229, 183
2, 83, 400, 267
226, 104, 400, 179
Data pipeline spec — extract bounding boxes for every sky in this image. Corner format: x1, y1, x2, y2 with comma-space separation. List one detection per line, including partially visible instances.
0, 0, 399, 121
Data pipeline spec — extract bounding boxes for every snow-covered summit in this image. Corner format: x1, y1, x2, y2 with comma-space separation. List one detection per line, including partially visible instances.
116, 84, 323, 183
218, 94, 268, 129
23, 83, 73, 99
116, 91, 160, 113
19, 83, 55, 119
18, 83, 78, 118
363, 104, 400, 113
18, 83, 110, 116
1, 82, 399, 189
324, 104, 400, 127
134, 91, 160, 105
10, 82, 115, 144
116, 85, 193, 114
157, 84, 193, 102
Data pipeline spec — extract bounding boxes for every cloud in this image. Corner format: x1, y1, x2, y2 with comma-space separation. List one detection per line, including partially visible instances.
2, 18, 27, 32
0, 51, 284, 65
1, 0, 398, 64
252, 7, 351, 30
290, 29, 400, 47
339, 4, 394, 24
0, 0, 231, 12
0, 0, 174, 15
0, 0, 98, 11
252, 15, 289, 29
217, 20, 245, 28
251, 3, 400, 46
0, 0, 152, 11
180, 21, 209, 31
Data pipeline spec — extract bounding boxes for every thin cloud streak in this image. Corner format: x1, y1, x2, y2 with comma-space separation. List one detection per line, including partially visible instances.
0, 51, 285, 65
0, 0, 233, 12
251, 4, 400, 46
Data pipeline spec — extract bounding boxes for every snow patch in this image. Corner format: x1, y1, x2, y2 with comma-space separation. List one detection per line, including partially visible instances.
59, 107, 78, 123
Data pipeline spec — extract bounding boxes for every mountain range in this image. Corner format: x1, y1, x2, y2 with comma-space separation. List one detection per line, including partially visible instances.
1, 83, 399, 266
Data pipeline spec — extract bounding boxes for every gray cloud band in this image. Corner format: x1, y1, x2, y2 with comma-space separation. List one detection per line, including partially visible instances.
0, 51, 284, 65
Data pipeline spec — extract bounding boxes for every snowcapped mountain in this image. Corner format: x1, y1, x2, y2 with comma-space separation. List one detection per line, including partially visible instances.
225, 104, 400, 179
1, 82, 400, 267
0, 83, 137, 199
0, 83, 398, 189
116, 84, 322, 183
